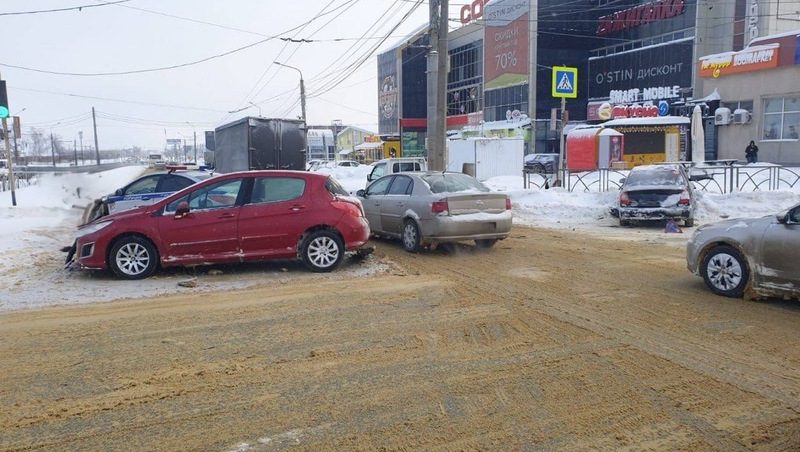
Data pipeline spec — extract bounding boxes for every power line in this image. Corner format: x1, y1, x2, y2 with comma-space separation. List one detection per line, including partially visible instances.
0, 0, 129, 16
0, 3, 356, 77
11, 86, 227, 113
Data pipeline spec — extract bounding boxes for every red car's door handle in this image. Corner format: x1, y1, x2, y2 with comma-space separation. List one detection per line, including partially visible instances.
289, 205, 306, 211
217, 213, 236, 219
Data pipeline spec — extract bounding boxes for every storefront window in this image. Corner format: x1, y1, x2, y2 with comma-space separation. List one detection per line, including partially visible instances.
763, 97, 800, 140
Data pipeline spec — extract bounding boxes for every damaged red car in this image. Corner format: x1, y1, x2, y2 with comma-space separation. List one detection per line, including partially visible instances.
66, 171, 371, 279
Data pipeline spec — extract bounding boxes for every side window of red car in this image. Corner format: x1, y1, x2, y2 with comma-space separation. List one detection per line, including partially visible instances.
166, 179, 243, 212
250, 177, 306, 204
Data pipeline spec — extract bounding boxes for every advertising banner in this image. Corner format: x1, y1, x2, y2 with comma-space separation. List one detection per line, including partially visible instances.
588, 39, 693, 100
483, 0, 530, 92
698, 43, 780, 78
377, 49, 399, 134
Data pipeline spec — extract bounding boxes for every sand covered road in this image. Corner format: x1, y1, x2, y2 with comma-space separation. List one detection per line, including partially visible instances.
1, 226, 799, 450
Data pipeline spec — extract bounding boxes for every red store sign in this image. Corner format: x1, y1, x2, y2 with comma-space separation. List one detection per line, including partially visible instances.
597, 0, 686, 36
460, 0, 489, 24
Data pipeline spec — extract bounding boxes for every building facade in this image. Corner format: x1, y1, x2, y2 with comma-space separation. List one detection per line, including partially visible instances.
377, 0, 796, 159
699, 31, 800, 164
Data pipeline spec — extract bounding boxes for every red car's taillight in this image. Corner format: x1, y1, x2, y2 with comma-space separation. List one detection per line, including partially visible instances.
505, 197, 512, 210
332, 199, 363, 217
678, 190, 691, 206
619, 192, 631, 206
431, 200, 449, 214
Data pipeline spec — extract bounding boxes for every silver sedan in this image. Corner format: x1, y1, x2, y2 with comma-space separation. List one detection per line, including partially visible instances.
686, 202, 800, 299
357, 172, 512, 251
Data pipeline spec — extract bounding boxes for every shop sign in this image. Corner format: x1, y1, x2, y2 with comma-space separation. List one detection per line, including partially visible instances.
609, 85, 681, 104
699, 43, 779, 78
588, 40, 693, 99
460, 0, 489, 24
592, 100, 670, 120
596, 0, 687, 36
747, 1, 759, 43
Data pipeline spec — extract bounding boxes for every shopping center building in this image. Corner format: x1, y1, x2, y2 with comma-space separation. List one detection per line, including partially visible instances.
378, 0, 799, 163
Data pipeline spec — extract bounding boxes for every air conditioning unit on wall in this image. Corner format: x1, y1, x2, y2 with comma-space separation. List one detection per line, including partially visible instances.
733, 108, 752, 124
714, 107, 731, 125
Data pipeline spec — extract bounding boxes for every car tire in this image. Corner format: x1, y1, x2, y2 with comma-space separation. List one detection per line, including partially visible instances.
301, 230, 344, 273
109, 235, 158, 280
701, 245, 749, 298
619, 219, 631, 227
402, 219, 422, 253
684, 218, 695, 227
474, 239, 498, 249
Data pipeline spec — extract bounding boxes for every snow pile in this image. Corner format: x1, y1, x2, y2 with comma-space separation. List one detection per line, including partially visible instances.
313, 164, 373, 194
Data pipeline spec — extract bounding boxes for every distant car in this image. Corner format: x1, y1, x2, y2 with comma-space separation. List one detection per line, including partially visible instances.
148, 153, 166, 169
67, 170, 370, 279
81, 167, 214, 225
366, 157, 428, 185
524, 153, 559, 174
337, 160, 360, 167
615, 164, 696, 227
686, 202, 800, 299
357, 172, 512, 251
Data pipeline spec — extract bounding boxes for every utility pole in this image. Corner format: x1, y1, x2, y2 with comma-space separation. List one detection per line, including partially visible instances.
427, 0, 448, 171
78, 130, 84, 164
300, 77, 307, 123
50, 132, 56, 167
0, 73, 16, 206
12, 116, 20, 160
193, 129, 197, 163
91, 107, 100, 165
73, 139, 78, 166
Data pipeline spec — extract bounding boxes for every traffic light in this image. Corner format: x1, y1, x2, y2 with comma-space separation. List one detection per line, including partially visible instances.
0, 81, 9, 119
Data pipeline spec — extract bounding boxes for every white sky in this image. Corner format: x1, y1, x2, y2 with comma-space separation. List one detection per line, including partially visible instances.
0, 0, 442, 150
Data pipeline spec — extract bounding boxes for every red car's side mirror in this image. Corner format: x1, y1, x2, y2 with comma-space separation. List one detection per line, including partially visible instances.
174, 201, 190, 219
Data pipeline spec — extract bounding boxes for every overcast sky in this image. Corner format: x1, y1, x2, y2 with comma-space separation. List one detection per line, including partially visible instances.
1, 0, 437, 150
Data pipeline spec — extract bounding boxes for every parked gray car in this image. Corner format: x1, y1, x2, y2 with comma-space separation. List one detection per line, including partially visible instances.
616, 164, 696, 227
356, 172, 512, 251
686, 202, 800, 299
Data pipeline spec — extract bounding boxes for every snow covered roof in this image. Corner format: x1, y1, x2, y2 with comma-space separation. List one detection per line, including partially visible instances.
603, 116, 690, 127
750, 28, 800, 45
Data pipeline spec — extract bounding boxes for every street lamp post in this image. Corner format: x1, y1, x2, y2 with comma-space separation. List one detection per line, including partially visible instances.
78, 131, 84, 165
273, 62, 306, 122
248, 102, 262, 118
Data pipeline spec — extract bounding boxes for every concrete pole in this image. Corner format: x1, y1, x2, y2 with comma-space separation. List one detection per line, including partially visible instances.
426, 0, 448, 171
92, 107, 100, 165
50, 132, 56, 167
528, 0, 538, 133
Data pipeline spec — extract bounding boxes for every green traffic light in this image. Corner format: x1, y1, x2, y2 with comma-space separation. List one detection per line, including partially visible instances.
0, 106, 8, 119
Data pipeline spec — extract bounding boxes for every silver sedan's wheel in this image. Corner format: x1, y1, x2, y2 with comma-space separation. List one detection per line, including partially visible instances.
109, 236, 158, 280
701, 245, 749, 298
402, 219, 421, 252
301, 230, 344, 272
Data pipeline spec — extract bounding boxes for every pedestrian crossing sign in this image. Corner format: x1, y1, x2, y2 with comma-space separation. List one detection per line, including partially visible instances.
552, 66, 578, 98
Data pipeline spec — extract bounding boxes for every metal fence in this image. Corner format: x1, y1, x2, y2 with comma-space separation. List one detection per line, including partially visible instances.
0, 171, 38, 193
523, 163, 800, 194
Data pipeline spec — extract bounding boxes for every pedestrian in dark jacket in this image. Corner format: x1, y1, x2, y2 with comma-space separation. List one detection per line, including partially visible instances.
745, 140, 759, 164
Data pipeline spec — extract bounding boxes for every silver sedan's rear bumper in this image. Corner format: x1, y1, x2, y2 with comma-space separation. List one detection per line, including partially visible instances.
419, 211, 512, 243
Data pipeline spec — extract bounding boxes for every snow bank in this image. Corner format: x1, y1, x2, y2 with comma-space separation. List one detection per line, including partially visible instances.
313, 165, 373, 194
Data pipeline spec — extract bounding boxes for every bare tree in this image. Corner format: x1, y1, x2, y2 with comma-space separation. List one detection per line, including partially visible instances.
28, 128, 47, 157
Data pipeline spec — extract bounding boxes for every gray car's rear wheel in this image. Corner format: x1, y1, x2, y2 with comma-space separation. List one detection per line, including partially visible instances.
684, 218, 695, 227
402, 219, 421, 253
109, 236, 158, 280
301, 230, 344, 272
701, 245, 749, 298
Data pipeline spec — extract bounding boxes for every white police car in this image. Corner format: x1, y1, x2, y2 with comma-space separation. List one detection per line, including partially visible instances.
82, 166, 214, 224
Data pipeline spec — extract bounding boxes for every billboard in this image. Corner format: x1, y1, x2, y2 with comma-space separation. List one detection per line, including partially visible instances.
483, 0, 530, 92
588, 39, 693, 100
377, 49, 399, 134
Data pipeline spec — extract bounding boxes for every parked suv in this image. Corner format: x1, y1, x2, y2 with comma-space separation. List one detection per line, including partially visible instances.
367, 157, 428, 185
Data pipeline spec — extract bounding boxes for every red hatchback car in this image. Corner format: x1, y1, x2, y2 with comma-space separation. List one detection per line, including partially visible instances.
67, 171, 370, 279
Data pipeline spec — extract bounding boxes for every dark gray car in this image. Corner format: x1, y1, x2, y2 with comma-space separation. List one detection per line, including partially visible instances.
686, 203, 800, 299
357, 172, 512, 251
616, 164, 696, 227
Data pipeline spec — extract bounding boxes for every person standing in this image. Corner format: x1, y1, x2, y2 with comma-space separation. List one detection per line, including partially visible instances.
745, 140, 759, 164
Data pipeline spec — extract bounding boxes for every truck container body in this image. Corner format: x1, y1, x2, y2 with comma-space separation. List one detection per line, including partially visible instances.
212, 117, 306, 173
